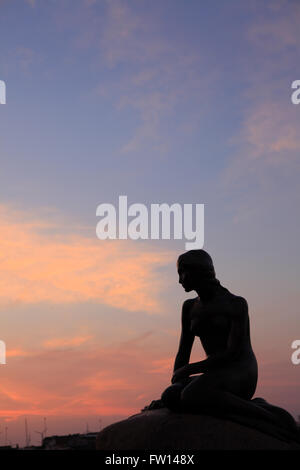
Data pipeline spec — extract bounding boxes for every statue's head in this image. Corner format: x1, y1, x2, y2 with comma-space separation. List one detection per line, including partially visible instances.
177, 249, 216, 292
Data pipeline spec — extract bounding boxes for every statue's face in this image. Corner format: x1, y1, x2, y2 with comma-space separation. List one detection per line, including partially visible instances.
177, 264, 197, 292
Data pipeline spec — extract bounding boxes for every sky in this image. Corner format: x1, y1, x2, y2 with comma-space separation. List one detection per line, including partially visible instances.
0, 0, 300, 446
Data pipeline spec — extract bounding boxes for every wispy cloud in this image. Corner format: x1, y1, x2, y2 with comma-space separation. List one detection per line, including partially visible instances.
43, 335, 92, 349
0, 204, 173, 313
224, 101, 300, 187
148, 357, 173, 374
2, 338, 298, 421
0, 331, 169, 420
25, 0, 36, 8
223, 0, 300, 191
95, 0, 218, 155
6, 349, 33, 358
247, 0, 300, 52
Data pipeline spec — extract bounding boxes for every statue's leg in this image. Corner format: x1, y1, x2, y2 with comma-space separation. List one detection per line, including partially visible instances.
161, 378, 194, 411
251, 398, 298, 431
180, 372, 298, 439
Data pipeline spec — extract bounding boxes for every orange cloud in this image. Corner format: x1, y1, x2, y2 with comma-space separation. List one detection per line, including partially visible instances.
44, 336, 92, 349
2, 339, 298, 423
1, 333, 298, 443
79, 371, 136, 393
148, 357, 173, 374
6, 349, 33, 358
0, 204, 173, 313
0, 332, 169, 421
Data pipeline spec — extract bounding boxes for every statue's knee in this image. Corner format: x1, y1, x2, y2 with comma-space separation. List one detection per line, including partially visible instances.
161, 384, 178, 402
161, 384, 182, 409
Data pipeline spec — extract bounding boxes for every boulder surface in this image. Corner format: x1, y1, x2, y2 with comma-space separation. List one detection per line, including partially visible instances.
96, 408, 300, 450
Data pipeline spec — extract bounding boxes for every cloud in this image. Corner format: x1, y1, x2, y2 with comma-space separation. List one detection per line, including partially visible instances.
223, 1, 300, 190
25, 0, 36, 7
0, 331, 170, 420
100, 0, 151, 67
6, 349, 33, 358
0, 204, 173, 313
148, 357, 173, 374
243, 103, 300, 157
43, 335, 92, 349
247, 0, 300, 52
224, 100, 300, 187
2, 336, 298, 423
96, 0, 218, 155
15, 46, 35, 71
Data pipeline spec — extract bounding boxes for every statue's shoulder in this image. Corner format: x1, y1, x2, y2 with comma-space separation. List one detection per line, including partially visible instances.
181, 298, 197, 328
182, 297, 197, 313
220, 286, 247, 305
229, 294, 249, 318
183, 297, 197, 307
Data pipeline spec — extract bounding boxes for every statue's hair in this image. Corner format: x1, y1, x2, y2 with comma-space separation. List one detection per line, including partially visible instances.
177, 249, 216, 279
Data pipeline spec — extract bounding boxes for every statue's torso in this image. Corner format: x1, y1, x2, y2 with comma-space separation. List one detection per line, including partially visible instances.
188, 287, 255, 363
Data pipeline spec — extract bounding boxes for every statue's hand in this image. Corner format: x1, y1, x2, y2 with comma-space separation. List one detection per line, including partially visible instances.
141, 399, 165, 412
171, 365, 190, 384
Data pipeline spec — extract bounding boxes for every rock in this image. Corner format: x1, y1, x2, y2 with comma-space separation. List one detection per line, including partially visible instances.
96, 408, 300, 450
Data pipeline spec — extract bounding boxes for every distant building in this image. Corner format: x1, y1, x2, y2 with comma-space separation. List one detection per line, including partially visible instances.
23, 445, 42, 450
42, 432, 98, 450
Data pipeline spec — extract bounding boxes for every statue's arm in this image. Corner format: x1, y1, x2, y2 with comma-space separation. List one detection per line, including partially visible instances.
173, 299, 195, 372
188, 296, 249, 375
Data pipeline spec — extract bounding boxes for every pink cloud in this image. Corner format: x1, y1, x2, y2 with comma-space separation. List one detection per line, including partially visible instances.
223, 1, 300, 187
148, 357, 173, 374
0, 204, 173, 313
0, 331, 170, 420
43, 336, 92, 349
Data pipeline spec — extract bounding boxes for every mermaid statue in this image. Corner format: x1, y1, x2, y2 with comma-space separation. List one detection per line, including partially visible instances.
142, 250, 299, 443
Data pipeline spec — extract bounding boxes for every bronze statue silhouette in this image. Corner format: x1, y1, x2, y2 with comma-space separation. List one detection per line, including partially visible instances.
143, 250, 299, 442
